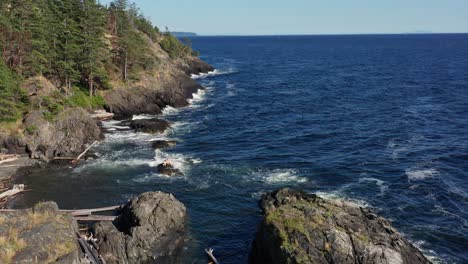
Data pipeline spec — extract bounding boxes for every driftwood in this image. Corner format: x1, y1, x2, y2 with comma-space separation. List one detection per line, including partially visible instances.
205, 248, 220, 264
71, 141, 98, 165
74, 215, 117, 221
91, 110, 114, 121
0, 157, 19, 165
0, 184, 25, 200
62, 205, 122, 216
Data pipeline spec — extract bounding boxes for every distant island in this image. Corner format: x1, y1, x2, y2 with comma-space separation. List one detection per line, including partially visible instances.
172, 32, 198, 37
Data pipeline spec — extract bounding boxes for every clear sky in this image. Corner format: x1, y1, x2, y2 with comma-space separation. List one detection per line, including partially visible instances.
100, 0, 468, 35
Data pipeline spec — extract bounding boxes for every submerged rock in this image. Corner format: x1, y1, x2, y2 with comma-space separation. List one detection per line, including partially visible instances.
249, 188, 431, 264
151, 140, 177, 149
156, 163, 184, 176
94, 192, 187, 264
129, 118, 170, 134
0, 202, 82, 264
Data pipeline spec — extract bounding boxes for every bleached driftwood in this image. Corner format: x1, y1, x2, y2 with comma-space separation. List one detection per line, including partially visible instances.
91, 110, 114, 121
71, 141, 98, 164
205, 248, 219, 264
0, 184, 25, 200
0, 157, 19, 165
62, 205, 122, 216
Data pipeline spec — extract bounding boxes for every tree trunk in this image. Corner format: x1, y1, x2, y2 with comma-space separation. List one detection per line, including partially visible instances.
124, 51, 128, 82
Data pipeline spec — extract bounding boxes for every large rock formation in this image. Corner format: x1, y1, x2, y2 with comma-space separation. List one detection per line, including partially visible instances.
22, 108, 103, 160
93, 191, 187, 264
0, 202, 82, 264
103, 38, 212, 119
250, 188, 431, 264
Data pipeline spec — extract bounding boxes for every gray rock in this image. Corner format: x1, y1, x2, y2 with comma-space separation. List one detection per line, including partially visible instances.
23, 108, 103, 161
250, 188, 431, 264
0, 202, 82, 264
129, 119, 170, 134
151, 140, 177, 149
156, 163, 184, 177
94, 192, 187, 264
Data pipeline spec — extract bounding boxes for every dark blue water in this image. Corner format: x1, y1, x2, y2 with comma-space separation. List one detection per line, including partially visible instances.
14, 34, 468, 263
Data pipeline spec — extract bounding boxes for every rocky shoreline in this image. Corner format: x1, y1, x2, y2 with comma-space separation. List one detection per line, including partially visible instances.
0, 39, 432, 264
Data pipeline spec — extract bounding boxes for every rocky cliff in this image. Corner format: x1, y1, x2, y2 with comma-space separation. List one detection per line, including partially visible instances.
250, 188, 431, 264
104, 41, 213, 119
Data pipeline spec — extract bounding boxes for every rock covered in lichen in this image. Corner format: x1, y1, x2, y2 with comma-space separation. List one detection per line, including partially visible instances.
249, 188, 431, 264
0, 202, 82, 264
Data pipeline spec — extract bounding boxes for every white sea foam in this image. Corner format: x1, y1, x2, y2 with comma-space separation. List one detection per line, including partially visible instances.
411, 240, 444, 264
162, 106, 179, 116
191, 68, 237, 79
406, 168, 438, 180
132, 114, 157, 120
151, 149, 200, 175
359, 177, 388, 196
188, 89, 207, 105
254, 169, 308, 184
314, 191, 371, 208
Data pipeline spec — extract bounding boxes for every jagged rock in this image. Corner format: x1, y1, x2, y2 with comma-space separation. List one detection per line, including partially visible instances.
151, 140, 177, 149
156, 163, 184, 176
129, 118, 170, 134
0, 202, 82, 264
2, 136, 27, 154
249, 188, 431, 264
22, 108, 103, 161
94, 192, 187, 264
179, 57, 215, 76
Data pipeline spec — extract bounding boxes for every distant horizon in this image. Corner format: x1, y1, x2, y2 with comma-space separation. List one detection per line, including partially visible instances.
186, 32, 468, 37
100, 0, 468, 36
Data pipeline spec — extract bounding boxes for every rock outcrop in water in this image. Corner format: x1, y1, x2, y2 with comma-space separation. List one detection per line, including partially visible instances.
0, 202, 82, 264
93, 191, 187, 264
129, 118, 171, 134
151, 140, 177, 149
156, 163, 184, 177
250, 188, 431, 264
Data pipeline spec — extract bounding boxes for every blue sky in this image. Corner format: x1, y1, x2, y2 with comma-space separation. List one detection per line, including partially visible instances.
100, 0, 468, 35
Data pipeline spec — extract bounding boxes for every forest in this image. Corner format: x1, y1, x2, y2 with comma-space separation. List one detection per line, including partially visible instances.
0, 0, 195, 122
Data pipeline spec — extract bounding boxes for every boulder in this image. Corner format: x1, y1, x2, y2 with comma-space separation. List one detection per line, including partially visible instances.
0, 202, 82, 264
151, 140, 177, 149
2, 136, 27, 154
249, 188, 431, 264
156, 163, 184, 177
129, 119, 170, 134
23, 108, 103, 161
94, 192, 187, 264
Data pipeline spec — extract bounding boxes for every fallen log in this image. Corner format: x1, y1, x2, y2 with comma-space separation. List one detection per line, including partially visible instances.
205, 248, 220, 264
71, 141, 98, 165
91, 110, 114, 121
62, 205, 122, 216
0, 184, 25, 200
74, 215, 117, 221
0, 157, 19, 165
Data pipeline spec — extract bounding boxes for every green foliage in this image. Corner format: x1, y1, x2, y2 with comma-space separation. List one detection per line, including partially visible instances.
0, 60, 27, 122
66, 88, 105, 109
160, 34, 194, 59
25, 125, 38, 134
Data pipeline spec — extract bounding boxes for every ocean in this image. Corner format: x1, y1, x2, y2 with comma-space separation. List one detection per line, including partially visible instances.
14, 34, 468, 263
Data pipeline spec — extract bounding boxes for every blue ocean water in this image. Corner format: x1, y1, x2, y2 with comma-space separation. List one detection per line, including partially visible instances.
14, 34, 468, 263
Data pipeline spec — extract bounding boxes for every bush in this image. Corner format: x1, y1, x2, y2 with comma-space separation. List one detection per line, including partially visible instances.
66, 88, 105, 109
159, 34, 194, 59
